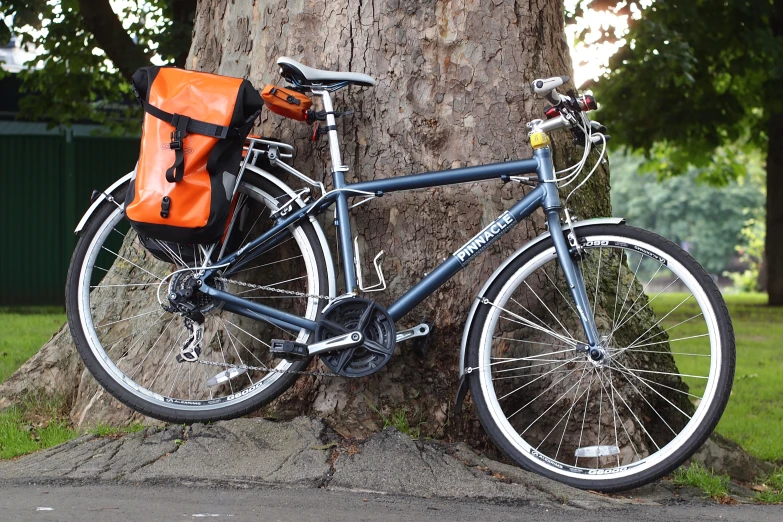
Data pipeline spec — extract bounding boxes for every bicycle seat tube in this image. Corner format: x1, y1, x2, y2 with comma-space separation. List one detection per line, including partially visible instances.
311, 88, 358, 293
535, 146, 601, 348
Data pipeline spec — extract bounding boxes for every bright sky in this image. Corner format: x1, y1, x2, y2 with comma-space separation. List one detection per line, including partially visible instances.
565, 0, 651, 87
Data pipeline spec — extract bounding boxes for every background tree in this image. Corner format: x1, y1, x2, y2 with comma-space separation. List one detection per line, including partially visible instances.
572, 0, 782, 304
610, 152, 766, 275
0, 0, 196, 127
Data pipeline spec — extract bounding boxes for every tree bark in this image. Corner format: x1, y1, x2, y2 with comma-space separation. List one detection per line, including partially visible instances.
766, 0, 783, 305
78, 0, 152, 80
186, 0, 610, 441
1, 1, 691, 463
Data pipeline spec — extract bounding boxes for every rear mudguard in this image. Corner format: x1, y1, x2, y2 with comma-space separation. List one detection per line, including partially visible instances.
453, 217, 626, 413
74, 166, 337, 299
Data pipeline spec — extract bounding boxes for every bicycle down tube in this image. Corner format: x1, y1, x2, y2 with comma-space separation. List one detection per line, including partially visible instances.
200, 146, 602, 347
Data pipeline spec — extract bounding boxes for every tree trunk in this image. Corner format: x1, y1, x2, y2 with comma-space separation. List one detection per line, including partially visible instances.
766, 0, 783, 305
184, 0, 609, 443
1, 1, 690, 462
766, 115, 783, 305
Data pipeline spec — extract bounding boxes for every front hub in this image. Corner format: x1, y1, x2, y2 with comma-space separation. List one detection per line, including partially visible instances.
577, 335, 612, 366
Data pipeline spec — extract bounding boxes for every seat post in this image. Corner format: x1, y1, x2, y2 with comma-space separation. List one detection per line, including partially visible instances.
311, 88, 357, 293
310, 89, 346, 181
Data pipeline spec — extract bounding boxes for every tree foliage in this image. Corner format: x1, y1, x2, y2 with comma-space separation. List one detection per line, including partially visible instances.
582, 0, 782, 184
0, 0, 195, 128
611, 151, 765, 274
571, 0, 782, 302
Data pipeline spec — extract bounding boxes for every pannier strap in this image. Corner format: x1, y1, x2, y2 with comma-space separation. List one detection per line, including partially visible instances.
165, 114, 191, 183
140, 98, 260, 183
141, 99, 236, 139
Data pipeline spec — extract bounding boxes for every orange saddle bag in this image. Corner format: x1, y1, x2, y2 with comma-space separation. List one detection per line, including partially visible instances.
261, 84, 312, 121
125, 66, 263, 244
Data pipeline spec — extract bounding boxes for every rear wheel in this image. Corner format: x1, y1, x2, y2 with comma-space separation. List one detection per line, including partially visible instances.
66, 172, 331, 423
467, 224, 735, 491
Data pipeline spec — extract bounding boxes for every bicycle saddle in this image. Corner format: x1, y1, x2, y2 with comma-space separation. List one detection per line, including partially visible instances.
277, 57, 376, 87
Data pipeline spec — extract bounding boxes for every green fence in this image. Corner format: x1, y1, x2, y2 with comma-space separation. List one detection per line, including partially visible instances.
0, 124, 139, 306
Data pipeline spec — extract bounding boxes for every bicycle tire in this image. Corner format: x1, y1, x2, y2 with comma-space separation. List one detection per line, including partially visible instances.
66, 171, 331, 424
467, 224, 735, 492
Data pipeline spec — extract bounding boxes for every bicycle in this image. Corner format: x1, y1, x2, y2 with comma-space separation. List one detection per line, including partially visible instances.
66, 57, 735, 492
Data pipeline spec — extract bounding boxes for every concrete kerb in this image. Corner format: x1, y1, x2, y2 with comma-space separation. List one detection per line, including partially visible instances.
0, 416, 646, 509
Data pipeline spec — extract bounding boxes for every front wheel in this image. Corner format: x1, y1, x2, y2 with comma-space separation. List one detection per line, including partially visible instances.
467, 224, 735, 492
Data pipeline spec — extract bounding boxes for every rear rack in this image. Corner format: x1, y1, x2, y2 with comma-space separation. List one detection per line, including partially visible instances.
238, 136, 325, 199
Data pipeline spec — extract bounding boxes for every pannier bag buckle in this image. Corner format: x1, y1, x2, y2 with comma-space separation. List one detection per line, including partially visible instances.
169, 131, 184, 150
160, 196, 171, 218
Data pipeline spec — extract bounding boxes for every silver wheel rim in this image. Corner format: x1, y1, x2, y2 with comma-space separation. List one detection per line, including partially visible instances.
477, 233, 721, 481
76, 183, 323, 412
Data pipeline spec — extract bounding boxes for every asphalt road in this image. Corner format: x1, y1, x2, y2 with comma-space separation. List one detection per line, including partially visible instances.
1, 483, 781, 522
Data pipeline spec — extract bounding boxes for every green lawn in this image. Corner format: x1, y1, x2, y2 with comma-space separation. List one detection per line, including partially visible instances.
654, 293, 783, 462
0, 297, 781, 462
0, 308, 66, 383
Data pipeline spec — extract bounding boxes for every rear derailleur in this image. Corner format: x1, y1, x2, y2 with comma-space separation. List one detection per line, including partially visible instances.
161, 274, 208, 363
177, 319, 203, 363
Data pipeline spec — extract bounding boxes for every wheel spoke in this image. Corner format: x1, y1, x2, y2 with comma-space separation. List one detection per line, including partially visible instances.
73, 180, 325, 412
520, 283, 575, 341
611, 361, 693, 420
474, 233, 727, 480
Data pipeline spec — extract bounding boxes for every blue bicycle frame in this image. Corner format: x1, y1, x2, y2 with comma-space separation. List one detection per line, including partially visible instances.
199, 145, 602, 349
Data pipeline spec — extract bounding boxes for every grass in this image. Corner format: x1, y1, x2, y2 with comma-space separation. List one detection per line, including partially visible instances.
672, 462, 730, 499
755, 468, 783, 504
89, 422, 145, 437
653, 292, 783, 462
0, 393, 76, 460
0, 392, 147, 460
363, 395, 425, 440
0, 296, 780, 461
0, 307, 66, 383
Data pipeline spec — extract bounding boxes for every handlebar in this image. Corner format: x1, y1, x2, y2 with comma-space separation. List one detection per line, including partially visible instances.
529, 75, 608, 144
531, 76, 570, 106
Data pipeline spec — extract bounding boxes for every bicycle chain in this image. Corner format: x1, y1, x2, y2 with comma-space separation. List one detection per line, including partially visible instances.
193, 357, 339, 377
214, 276, 333, 302
202, 276, 337, 377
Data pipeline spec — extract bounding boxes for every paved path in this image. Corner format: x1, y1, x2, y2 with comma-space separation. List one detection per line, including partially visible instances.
1, 483, 781, 522
0, 417, 779, 520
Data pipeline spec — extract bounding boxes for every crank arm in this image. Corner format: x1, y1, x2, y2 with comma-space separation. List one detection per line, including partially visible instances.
396, 323, 430, 343
308, 331, 364, 356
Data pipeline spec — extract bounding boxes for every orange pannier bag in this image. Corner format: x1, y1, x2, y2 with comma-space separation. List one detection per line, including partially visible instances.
261, 84, 312, 121
125, 66, 263, 244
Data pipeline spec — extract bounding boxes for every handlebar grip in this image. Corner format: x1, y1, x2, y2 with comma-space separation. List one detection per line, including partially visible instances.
531, 76, 570, 106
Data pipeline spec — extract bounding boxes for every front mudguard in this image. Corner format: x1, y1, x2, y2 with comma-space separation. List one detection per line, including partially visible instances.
453, 217, 626, 413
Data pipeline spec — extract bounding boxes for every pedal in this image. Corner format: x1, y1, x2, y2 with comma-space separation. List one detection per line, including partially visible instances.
270, 339, 309, 359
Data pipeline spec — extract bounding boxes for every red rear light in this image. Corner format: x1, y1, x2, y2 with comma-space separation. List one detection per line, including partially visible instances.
577, 95, 597, 112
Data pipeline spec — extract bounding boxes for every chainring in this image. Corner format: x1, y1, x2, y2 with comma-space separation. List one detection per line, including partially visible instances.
315, 298, 396, 378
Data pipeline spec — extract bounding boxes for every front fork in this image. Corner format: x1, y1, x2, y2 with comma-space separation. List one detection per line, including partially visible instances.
545, 210, 601, 349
